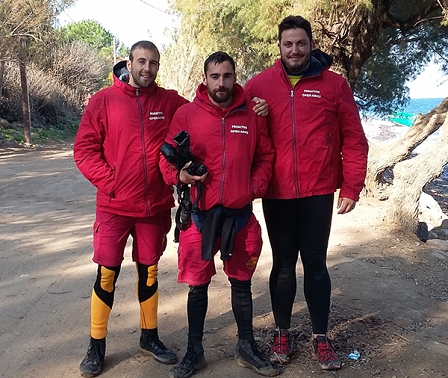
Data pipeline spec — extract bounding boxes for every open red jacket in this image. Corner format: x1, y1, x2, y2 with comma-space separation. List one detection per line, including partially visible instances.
160, 83, 274, 210
74, 61, 188, 217
245, 51, 368, 201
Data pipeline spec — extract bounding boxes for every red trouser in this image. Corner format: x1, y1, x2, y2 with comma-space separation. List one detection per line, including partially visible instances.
92, 209, 171, 266
177, 213, 262, 285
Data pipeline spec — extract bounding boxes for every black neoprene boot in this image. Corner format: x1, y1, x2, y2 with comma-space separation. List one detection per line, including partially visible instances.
79, 337, 106, 377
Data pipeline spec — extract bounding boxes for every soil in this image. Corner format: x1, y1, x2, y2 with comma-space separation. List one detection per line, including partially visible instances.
1, 143, 447, 378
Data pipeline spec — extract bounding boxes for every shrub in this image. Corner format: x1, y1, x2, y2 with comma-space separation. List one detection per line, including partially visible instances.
0, 40, 109, 141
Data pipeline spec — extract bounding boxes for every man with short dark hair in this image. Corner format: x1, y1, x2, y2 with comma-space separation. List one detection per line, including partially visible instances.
160, 51, 279, 378
74, 40, 189, 377
245, 15, 369, 371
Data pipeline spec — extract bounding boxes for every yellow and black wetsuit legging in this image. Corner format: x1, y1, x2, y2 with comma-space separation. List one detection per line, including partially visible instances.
89, 263, 159, 339
90, 265, 121, 339
136, 263, 159, 330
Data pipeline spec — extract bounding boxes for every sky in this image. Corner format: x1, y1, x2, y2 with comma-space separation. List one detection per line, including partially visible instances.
407, 61, 448, 99
58, 0, 448, 99
58, 0, 176, 49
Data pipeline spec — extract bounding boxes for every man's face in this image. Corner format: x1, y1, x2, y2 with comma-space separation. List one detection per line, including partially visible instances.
203, 61, 236, 108
127, 47, 160, 88
279, 28, 312, 74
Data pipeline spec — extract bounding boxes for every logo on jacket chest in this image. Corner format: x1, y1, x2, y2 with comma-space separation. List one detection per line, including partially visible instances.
230, 124, 249, 135
149, 111, 165, 121
302, 89, 321, 98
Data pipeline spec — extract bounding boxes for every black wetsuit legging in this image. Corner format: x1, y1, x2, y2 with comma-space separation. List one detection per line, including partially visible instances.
262, 194, 334, 334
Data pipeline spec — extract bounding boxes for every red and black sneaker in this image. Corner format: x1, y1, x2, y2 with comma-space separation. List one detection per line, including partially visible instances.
269, 328, 292, 364
312, 336, 341, 370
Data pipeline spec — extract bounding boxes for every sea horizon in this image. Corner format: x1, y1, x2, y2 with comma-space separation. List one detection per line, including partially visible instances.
360, 97, 445, 121
401, 97, 445, 114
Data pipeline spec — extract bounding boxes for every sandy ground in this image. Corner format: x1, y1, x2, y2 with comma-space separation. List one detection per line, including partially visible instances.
1, 144, 447, 378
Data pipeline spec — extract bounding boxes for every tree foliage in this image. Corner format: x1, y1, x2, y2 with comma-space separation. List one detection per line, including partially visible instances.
158, 23, 203, 100
0, 0, 74, 58
58, 19, 129, 63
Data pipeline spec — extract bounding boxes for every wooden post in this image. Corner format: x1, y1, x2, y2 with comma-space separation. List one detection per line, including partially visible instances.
0, 60, 5, 98
18, 43, 31, 146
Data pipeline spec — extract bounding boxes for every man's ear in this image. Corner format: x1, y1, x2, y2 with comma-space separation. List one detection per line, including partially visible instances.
202, 73, 206, 85
126, 60, 132, 71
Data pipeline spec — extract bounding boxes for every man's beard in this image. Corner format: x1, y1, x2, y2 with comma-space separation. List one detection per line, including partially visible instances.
209, 87, 232, 103
131, 71, 154, 88
281, 55, 311, 74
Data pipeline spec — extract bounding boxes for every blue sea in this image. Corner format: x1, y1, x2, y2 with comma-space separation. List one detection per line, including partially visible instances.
398, 97, 445, 114
361, 97, 445, 121
362, 97, 446, 146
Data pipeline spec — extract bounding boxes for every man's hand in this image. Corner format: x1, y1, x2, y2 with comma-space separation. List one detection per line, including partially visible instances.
179, 162, 208, 185
252, 97, 268, 116
337, 196, 356, 214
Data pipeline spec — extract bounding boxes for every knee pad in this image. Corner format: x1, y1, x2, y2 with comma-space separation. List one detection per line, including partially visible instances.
93, 265, 121, 308
136, 263, 158, 302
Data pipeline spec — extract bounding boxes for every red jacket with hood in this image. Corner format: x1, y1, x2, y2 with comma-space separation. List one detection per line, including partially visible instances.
160, 83, 274, 210
74, 61, 188, 217
245, 50, 368, 201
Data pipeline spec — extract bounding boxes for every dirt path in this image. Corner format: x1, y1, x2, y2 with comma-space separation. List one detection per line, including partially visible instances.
1, 145, 447, 378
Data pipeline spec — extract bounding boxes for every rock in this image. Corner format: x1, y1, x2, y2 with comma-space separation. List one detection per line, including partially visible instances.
432, 228, 448, 238
430, 219, 448, 239
428, 231, 439, 239
430, 250, 447, 259
416, 222, 429, 242
425, 239, 448, 251
418, 192, 448, 230
0, 118, 11, 129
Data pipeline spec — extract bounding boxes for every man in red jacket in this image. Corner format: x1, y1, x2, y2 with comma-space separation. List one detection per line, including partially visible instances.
160, 51, 279, 378
74, 40, 189, 377
245, 16, 369, 371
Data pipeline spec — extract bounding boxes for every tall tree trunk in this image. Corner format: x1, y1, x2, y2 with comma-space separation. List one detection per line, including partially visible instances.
0, 60, 4, 98
388, 113, 448, 232
365, 98, 448, 197
18, 50, 31, 145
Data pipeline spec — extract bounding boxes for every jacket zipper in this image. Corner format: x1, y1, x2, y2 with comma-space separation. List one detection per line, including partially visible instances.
136, 88, 150, 216
290, 89, 299, 197
218, 107, 246, 203
220, 117, 226, 203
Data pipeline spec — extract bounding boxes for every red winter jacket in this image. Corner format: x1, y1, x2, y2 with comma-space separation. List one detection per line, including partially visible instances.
74, 61, 188, 217
245, 51, 368, 201
160, 83, 274, 210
